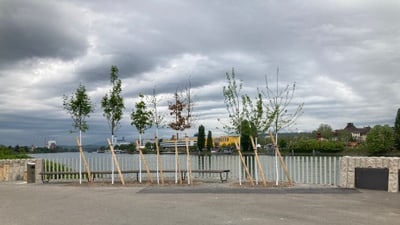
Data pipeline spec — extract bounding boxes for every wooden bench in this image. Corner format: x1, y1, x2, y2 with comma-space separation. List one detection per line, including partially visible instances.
188, 170, 230, 182
40, 169, 230, 183
137, 169, 230, 183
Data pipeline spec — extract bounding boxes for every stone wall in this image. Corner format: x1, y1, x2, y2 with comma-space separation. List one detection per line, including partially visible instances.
340, 156, 400, 192
0, 159, 43, 183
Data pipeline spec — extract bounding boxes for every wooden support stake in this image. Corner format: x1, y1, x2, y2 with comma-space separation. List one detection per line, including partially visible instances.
235, 140, 254, 186
107, 138, 125, 185
136, 140, 153, 183
75, 137, 93, 183
269, 131, 292, 185
155, 135, 164, 185
185, 134, 193, 185
250, 136, 267, 186
175, 139, 183, 184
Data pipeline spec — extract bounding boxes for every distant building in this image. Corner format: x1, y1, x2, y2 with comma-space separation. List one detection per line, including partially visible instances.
335, 122, 371, 142
47, 140, 56, 149
114, 136, 131, 146
213, 136, 240, 148
160, 137, 197, 149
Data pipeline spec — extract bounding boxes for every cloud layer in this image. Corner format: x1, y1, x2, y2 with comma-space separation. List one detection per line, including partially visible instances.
1, 0, 399, 146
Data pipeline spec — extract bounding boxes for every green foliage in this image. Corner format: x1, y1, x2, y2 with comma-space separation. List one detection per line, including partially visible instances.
242, 92, 274, 136
197, 125, 205, 151
131, 93, 153, 135
118, 143, 136, 154
240, 120, 251, 151
63, 83, 94, 133
206, 130, 213, 150
31, 146, 75, 153
316, 123, 333, 139
342, 144, 370, 156
101, 65, 125, 136
335, 130, 353, 142
366, 124, 394, 154
0, 145, 30, 159
394, 108, 400, 149
279, 138, 287, 148
222, 68, 243, 134
145, 142, 156, 151
291, 139, 344, 153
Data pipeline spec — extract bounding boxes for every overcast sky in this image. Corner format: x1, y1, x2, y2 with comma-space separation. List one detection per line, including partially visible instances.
1, 0, 399, 147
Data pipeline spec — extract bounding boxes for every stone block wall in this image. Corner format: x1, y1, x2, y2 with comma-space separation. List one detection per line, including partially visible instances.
0, 159, 43, 183
340, 156, 400, 192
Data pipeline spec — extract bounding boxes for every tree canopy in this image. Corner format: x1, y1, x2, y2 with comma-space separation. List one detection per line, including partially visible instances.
168, 81, 193, 132
240, 119, 251, 151
366, 124, 394, 154
197, 125, 205, 151
63, 83, 93, 133
221, 68, 244, 134
101, 65, 125, 137
131, 93, 153, 137
261, 68, 304, 136
206, 130, 213, 150
394, 108, 400, 149
316, 123, 333, 140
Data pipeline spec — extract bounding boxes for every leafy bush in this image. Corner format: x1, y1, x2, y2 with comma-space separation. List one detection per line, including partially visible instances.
291, 139, 344, 153
366, 125, 394, 155
0, 145, 30, 159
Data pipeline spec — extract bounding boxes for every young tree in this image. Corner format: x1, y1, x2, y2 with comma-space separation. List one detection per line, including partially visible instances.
366, 124, 394, 155
316, 123, 334, 140
147, 86, 165, 137
63, 83, 94, 143
206, 130, 213, 151
197, 125, 205, 151
221, 68, 245, 134
169, 91, 191, 132
261, 68, 304, 141
101, 65, 125, 145
131, 93, 153, 183
63, 83, 94, 184
394, 108, 400, 150
168, 78, 193, 133
222, 68, 275, 136
260, 68, 303, 185
168, 81, 193, 184
242, 92, 275, 154
131, 93, 153, 146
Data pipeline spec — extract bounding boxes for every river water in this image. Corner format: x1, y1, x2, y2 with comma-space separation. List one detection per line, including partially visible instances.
30, 152, 341, 185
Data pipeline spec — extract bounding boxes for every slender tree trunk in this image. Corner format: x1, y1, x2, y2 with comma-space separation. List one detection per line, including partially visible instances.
79, 130, 82, 184
139, 133, 142, 183
111, 134, 115, 184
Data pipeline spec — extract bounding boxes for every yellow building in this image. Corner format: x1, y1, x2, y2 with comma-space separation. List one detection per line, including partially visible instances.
213, 136, 240, 148
160, 136, 239, 149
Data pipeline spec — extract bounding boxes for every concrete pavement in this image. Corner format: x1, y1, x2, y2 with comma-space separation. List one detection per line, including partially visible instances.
0, 182, 399, 225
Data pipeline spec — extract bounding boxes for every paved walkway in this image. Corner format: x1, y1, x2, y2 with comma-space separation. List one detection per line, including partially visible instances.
0, 182, 399, 225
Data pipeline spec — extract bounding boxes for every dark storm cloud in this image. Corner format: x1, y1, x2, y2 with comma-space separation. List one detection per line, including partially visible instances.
1, 0, 400, 146
0, 0, 89, 67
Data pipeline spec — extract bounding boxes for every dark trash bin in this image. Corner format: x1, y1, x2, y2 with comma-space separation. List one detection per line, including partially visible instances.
27, 163, 36, 183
